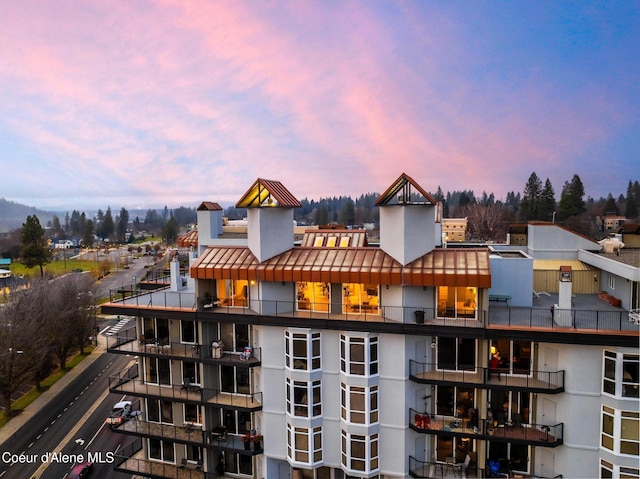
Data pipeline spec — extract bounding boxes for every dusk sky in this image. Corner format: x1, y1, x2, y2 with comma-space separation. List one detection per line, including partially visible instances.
1, 1, 638, 212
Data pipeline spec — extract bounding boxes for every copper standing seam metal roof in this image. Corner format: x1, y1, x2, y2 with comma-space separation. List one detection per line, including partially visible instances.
190, 246, 491, 288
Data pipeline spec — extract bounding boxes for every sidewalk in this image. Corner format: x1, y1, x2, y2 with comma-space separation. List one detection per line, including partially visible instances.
0, 332, 108, 448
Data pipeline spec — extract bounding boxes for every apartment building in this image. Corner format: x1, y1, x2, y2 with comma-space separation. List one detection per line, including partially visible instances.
103, 173, 639, 479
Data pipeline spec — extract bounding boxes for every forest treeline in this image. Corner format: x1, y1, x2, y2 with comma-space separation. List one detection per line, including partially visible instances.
1, 175, 639, 258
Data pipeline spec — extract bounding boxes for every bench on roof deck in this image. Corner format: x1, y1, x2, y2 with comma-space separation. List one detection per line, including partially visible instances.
489, 294, 511, 304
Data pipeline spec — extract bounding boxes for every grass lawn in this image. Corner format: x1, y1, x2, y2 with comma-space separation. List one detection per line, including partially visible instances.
0, 346, 96, 427
10, 259, 101, 278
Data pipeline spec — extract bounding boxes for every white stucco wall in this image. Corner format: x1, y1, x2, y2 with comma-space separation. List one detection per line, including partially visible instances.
379, 205, 436, 265
488, 255, 534, 307
247, 208, 294, 262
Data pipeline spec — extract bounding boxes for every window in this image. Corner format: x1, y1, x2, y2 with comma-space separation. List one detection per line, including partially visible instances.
148, 438, 175, 463
437, 286, 477, 319
182, 361, 200, 385
287, 379, 322, 418
217, 279, 248, 307
603, 351, 639, 398
220, 409, 252, 435
437, 337, 476, 371
184, 445, 202, 463
180, 320, 198, 344
341, 384, 378, 425
223, 451, 253, 475
297, 281, 330, 312
341, 432, 379, 474
287, 425, 323, 465
184, 404, 202, 425
602, 406, 640, 456
147, 399, 173, 424
145, 357, 171, 385
343, 283, 379, 315
608, 275, 615, 290
143, 317, 169, 342
285, 330, 321, 371
601, 459, 640, 478
221, 365, 250, 394
489, 340, 532, 375
340, 335, 378, 376
219, 322, 249, 352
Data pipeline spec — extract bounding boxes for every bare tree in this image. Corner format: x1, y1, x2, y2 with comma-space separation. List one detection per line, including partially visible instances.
0, 280, 51, 416
46, 274, 96, 369
459, 203, 509, 243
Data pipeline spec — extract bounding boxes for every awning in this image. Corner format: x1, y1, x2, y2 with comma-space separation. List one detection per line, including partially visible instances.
191, 246, 491, 288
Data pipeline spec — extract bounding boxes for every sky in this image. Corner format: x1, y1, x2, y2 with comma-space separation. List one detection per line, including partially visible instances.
1, 1, 638, 212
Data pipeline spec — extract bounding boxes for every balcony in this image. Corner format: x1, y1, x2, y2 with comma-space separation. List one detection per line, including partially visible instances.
115, 419, 263, 455
409, 361, 565, 393
409, 409, 563, 447
408, 456, 562, 479
109, 364, 263, 411
106, 330, 262, 367
114, 438, 212, 479
101, 288, 638, 338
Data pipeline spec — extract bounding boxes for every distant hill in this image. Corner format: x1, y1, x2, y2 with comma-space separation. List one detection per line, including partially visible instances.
0, 198, 57, 233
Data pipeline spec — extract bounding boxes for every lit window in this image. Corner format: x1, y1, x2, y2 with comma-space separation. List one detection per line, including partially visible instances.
437, 286, 477, 319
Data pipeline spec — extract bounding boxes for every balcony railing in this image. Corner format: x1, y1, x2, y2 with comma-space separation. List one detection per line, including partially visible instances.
114, 437, 212, 478
106, 331, 262, 366
408, 456, 562, 479
109, 364, 263, 410
409, 409, 563, 447
103, 290, 638, 333
115, 419, 263, 455
409, 361, 565, 393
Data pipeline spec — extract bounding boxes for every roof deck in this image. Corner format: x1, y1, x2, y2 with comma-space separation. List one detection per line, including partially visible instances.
101, 286, 638, 345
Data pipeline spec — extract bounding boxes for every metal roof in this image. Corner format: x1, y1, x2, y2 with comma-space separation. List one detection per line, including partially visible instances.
374, 172, 436, 206
235, 178, 302, 208
533, 259, 596, 271
190, 246, 491, 287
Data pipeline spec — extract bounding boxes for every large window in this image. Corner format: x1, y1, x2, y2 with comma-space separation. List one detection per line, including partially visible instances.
143, 317, 170, 342
147, 398, 173, 424
219, 322, 249, 352
601, 406, 639, 456
297, 281, 330, 312
184, 404, 202, 425
287, 425, 323, 465
217, 279, 248, 307
341, 384, 378, 425
180, 320, 198, 344
220, 409, 252, 435
600, 459, 639, 479
437, 337, 475, 371
340, 335, 378, 376
148, 438, 175, 463
603, 351, 639, 398
285, 330, 321, 371
182, 361, 200, 386
489, 340, 532, 375
145, 357, 171, 385
287, 379, 322, 418
341, 432, 379, 474
221, 365, 250, 394
437, 286, 477, 319
343, 283, 380, 315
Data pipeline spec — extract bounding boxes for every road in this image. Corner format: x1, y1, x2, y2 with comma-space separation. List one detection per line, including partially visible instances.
0, 350, 135, 479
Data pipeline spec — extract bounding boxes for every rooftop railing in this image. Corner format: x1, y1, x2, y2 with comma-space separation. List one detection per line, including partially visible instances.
409, 455, 562, 479
103, 289, 637, 333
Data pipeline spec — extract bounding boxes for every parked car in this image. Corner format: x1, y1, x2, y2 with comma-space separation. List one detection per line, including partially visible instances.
105, 400, 132, 426
66, 461, 93, 479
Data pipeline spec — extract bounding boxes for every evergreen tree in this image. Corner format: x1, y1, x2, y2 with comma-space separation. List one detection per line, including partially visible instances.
21, 215, 51, 276
82, 220, 95, 249
558, 175, 586, 220
603, 194, 619, 215
340, 199, 356, 226
539, 179, 556, 221
625, 180, 639, 219
519, 172, 542, 221
116, 207, 130, 243
101, 207, 115, 241
162, 217, 179, 244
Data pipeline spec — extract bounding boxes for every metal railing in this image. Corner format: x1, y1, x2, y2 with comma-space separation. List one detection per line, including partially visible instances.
104, 290, 636, 333
108, 364, 263, 410
409, 455, 562, 478
409, 408, 563, 446
409, 360, 565, 392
